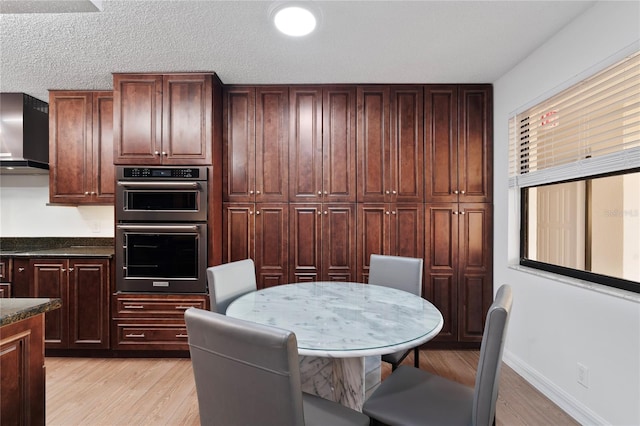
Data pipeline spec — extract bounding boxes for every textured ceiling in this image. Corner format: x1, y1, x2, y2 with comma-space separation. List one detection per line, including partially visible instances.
0, 0, 596, 102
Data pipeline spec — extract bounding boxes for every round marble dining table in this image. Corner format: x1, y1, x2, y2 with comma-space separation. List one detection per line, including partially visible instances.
226, 281, 444, 411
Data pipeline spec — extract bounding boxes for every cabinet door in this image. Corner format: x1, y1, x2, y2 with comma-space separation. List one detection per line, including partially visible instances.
459, 86, 492, 203
68, 259, 109, 349
49, 91, 92, 204
289, 88, 323, 202
93, 92, 115, 203
458, 203, 493, 342
356, 204, 389, 282
322, 204, 356, 281
425, 86, 458, 203
255, 204, 288, 288
222, 203, 255, 263
389, 203, 424, 260
31, 259, 68, 348
323, 87, 356, 203
256, 87, 289, 202
289, 204, 322, 282
162, 74, 212, 165
390, 86, 423, 202
114, 74, 163, 164
223, 87, 256, 202
11, 259, 31, 298
357, 86, 390, 203
424, 204, 458, 341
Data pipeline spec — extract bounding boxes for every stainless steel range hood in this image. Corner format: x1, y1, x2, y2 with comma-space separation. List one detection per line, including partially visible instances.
0, 93, 49, 175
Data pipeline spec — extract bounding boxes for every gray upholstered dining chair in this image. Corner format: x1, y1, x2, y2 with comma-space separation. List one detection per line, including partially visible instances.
206, 259, 257, 314
184, 307, 370, 426
368, 254, 424, 370
362, 284, 513, 426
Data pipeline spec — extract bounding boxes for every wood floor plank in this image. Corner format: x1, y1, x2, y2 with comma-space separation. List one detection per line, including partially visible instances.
45, 350, 578, 425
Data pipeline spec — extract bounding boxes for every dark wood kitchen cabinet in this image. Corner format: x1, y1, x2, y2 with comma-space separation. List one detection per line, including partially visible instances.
49, 90, 114, 204
357, 86, 424, 203
113, 73, 222, 165
0, 256, 12, 297
424, 203, 493, 343
356, 203, 424, 283
223, 203, 289, 288
289, 203, 357, 283
289, 86, 356, 203
12, 258, 110, 349
223, 86, 289, 202
425, 85, 493, 203
111, 293, 208, 351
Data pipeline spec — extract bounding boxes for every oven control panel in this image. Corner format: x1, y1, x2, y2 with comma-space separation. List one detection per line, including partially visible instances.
118, 167, 206, 180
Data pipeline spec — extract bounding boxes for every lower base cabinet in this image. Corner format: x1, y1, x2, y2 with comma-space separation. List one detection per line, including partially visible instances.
111, 293, 208, 351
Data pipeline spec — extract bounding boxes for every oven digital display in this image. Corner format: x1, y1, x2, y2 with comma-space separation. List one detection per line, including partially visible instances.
152, 169, 173, 177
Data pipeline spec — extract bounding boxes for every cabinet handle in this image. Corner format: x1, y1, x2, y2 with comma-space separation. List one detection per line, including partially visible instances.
61, 268, 66, 272
256, 211, 261, 215
391, 211, 396, 215
323, 191, 328, 195
453, 211, 459, 215
256, 190, 261, 195
317, 211, 322, 215
249, 211, 253, 215
68, 268, 74, 272
176, 334, 189, 338
385, 211, 390, 215
162, 152, 168, 156
385, 190, 390, 195
154, 151, 160, 155
18, 267, 25, 272
460, 211, 466, 215
124, 305, 144, 309
175, 306, 195, 310
84, 191, 90, 195
318, 191, 322, 195
461, 190, 466, 194
91, 191, 96, 195
323, 211, 328, 215
454, 190, 459, 194
392, 190, 397, 195
249, 190, 254, 194
125, 333, 145, 338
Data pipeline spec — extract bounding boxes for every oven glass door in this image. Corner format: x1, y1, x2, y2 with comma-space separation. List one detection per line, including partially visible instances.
116, 181, 208, 222
116, 223, 207, 293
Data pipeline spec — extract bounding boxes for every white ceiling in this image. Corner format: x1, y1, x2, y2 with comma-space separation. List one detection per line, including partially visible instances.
0, 0, 597, 103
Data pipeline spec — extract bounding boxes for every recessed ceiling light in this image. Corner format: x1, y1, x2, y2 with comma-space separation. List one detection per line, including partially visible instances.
273, 6, 317, 37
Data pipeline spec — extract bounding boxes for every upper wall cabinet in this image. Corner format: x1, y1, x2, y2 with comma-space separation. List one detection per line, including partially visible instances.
223, 86, 289, 202
114, 73, 221, 165
425, 85, 493, 203
289, 86, 356, 203
357, 86, 424, 203
49, 91, 114, 204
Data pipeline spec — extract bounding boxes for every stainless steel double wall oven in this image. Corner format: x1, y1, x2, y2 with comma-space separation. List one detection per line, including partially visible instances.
115, 166, 208, 293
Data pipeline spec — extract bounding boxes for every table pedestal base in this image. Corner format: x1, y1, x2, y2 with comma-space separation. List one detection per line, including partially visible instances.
299, 355, 381, 411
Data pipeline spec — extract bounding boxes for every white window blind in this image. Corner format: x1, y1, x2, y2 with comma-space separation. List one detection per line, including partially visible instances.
509, 51, 640, 188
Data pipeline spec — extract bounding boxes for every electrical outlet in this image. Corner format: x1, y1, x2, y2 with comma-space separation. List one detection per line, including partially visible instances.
577, 363, 589, 388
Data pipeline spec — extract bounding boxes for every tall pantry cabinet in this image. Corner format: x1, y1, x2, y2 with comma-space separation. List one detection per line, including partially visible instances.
222, 83, 493, 346
424, 85, 493, 344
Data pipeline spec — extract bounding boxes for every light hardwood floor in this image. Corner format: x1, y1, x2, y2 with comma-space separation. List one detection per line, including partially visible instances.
45, 350, 579, 425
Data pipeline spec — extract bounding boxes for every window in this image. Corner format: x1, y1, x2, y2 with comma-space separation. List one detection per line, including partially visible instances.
510, 51, 640, 293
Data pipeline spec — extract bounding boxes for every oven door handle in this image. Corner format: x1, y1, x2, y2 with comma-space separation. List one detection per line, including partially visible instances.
117, 224, 200, 231
117, 181, 200, 189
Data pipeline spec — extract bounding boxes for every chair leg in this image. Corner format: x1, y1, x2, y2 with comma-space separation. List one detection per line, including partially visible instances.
414, 347, 420, 368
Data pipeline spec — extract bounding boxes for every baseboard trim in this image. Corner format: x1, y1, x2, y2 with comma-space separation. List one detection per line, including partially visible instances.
502, 349, 608, 425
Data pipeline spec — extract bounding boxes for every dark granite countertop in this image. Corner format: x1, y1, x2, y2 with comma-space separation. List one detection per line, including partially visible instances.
0, 298, 62, 327
0, 238, 114, 258
4, 246, 114, 258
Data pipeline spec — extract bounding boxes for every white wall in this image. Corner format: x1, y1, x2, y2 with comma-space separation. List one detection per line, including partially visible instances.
493, 2, 640, 425
0, 174, 114, 237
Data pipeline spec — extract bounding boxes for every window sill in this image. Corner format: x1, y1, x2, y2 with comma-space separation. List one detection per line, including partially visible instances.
508, 264, 640, 303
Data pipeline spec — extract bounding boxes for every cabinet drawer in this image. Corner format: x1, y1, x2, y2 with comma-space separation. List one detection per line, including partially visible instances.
112, 320, 190, 350
0, 283, 11, 298
113, 294, 208, 318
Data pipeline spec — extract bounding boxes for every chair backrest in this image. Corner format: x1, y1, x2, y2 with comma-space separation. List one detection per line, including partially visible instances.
184, 307, 305, 426
472, 284, 513, 426
368, 254, 423, 296
207, 259, 257, 314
